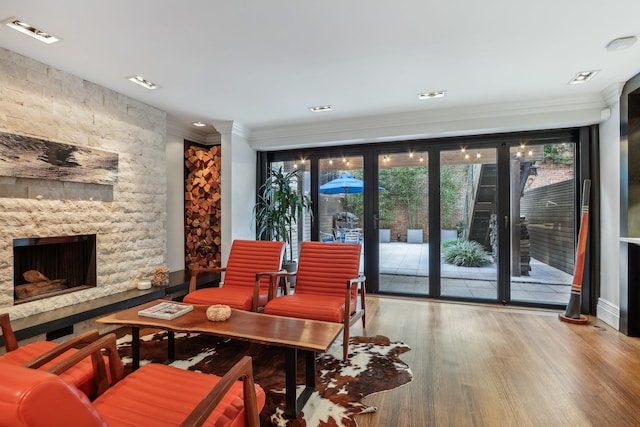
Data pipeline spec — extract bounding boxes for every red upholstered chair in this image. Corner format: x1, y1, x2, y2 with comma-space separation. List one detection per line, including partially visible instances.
0, 313, 119, 397
183, 239, 285, 312
0, 333, 265, 427
264, 241, 366, 361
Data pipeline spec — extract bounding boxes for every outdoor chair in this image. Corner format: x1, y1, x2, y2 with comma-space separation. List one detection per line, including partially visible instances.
343, 230, 361, 244
263, 241, 366, 361
184, 239, 285, 311
0, 313, 119, 398
0, 333, 265, 427
320, 231, 336, 242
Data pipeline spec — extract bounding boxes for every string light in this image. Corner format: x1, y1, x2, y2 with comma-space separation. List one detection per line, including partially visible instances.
419, 155, 424, 163
409, 152, 414, 158
476, 152, 481, 159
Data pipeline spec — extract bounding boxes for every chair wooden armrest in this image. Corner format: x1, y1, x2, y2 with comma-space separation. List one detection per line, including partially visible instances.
179, 356, 260, 427
189, 267, 226, 292
23, 329, 100, 369
45, 333, 124, 397
268, 271, 298, 296
347, 275, 367, 286
256, 269, 287, 301
0, 312, 18, 351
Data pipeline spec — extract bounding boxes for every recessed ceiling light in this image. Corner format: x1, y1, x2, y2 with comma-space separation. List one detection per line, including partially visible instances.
606, 36, 637, 51
569, 70, 599, 85
309, 105, 333, 113
192, 121, 206, 127
127, 75, 160, 90
417, 91, 446, 100
2, 16, 61, 44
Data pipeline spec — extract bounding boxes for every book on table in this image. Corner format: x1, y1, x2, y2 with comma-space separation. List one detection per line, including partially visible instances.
138, 302, 193, 320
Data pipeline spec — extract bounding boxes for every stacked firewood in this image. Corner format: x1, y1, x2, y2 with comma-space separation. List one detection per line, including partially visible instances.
184, 145, 222, 270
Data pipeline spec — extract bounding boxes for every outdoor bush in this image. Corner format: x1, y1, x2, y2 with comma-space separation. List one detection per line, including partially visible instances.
441, 238, 459, 250
442, 239, 492, 267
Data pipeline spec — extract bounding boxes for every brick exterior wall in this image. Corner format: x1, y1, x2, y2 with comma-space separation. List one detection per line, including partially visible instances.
0, 48, 167, 319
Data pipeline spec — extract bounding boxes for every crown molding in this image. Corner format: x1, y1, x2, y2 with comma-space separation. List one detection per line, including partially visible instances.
249, 95, 609, 150
166, 121, 208, 144
211, 120, 251, 141
602, 82, 624, 106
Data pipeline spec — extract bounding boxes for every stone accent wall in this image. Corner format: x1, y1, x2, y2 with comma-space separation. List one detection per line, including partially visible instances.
0, 48, 167, 319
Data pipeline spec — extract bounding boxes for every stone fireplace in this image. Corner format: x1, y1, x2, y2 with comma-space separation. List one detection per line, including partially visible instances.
13, 234, 97, 304
0, 47, 168, 320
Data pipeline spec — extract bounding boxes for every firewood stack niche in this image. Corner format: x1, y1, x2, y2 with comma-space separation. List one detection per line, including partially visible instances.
184, 144, 222, 270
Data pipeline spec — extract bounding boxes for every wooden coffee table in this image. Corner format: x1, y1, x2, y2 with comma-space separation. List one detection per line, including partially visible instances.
96, 299, 343, 418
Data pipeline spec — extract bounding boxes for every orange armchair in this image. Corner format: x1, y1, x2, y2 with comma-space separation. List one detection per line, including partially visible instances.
0, 333, 265, 427
184, 239, 285, 312
264, 241, 366, 360
0, 312, 119, 397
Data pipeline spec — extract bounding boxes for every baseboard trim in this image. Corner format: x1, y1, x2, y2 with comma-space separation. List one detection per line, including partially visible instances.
597, 298, 620, 330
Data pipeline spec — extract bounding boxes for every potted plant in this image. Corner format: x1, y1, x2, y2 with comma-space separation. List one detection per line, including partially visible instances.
254, 166, 312, 278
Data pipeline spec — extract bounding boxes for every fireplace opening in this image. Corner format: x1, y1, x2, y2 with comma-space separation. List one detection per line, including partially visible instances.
13, 234, 97, 304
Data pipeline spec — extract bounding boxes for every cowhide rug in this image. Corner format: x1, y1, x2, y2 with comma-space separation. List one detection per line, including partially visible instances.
115, 329, 412, 427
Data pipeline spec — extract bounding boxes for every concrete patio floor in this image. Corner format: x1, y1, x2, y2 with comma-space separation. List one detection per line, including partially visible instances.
378, 242, 573, 305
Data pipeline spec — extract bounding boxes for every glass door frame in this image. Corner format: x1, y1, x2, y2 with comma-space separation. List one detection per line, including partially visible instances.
258, 126, 598, 310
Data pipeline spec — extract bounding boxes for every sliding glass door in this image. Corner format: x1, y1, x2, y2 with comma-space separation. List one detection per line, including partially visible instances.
259, 127, 593, 309
377, 151, 429, 295
318, 155, 364, 274
508, 142, 576, 304
439, 147, 498, 300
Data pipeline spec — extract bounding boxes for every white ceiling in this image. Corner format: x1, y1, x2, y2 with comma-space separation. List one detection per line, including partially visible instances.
2, 1, 640, 144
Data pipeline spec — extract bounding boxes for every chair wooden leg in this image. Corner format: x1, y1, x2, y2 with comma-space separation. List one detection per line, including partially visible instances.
343, 320, 349, 361
360, 286, 366, 329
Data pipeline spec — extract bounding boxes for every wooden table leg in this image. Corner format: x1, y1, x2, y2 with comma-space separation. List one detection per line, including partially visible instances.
132, 327, 140, 371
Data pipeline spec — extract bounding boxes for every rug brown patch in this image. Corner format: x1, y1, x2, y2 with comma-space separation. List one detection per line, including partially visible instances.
115, 329, 412, 427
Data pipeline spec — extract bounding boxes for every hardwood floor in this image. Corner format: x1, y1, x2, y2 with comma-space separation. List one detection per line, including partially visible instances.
342, 295, 640, 427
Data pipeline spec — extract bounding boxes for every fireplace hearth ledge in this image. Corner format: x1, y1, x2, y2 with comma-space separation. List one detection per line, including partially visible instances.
0, 270, 219, 348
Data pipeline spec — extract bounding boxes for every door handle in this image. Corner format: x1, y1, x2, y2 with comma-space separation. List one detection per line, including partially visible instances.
373, 215, 379, 230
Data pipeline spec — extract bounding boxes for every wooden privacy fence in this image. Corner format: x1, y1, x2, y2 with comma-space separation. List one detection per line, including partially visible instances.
520, 179, 574, 275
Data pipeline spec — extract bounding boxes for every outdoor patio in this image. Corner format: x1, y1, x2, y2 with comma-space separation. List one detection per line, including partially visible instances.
378, 242, 573, 304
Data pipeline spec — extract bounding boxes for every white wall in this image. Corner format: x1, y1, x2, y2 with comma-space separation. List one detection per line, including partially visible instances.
597, 96, 622, 329
216, 121, 256, 266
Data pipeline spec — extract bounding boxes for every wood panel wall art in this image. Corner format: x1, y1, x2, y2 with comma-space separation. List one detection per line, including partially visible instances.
0, 132, 118, 185
184, 145, 221, 270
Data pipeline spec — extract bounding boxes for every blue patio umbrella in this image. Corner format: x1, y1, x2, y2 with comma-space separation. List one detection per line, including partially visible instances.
319, 173, 383, 194
320, 173, 383, 214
